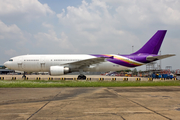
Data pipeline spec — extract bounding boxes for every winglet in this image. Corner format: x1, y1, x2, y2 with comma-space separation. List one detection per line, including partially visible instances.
109, 56, 114, 59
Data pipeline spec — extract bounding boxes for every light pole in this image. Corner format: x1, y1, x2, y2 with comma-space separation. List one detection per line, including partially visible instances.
132, 46, 134, 53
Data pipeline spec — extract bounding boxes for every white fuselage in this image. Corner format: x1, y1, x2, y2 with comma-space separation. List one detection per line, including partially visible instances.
4, 54, 129, 73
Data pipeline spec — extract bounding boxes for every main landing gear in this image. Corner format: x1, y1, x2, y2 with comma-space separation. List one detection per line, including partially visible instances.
77, 74, 86, 80
22, 72, 26, 79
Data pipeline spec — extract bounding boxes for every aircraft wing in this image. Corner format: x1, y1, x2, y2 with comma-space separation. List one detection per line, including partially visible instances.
146, 54, 175, 61
63, 56, 113, 68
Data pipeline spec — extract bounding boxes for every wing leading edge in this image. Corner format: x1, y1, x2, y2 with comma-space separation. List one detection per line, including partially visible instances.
62, 56, 113, 68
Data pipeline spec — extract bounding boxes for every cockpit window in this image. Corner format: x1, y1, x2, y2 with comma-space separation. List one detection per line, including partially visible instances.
9, 59, 13, 61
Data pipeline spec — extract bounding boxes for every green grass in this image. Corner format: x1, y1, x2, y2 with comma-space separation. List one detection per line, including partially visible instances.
0, 80, 180, 88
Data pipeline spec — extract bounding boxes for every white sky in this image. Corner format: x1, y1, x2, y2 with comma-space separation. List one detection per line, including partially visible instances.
0, 0, 179, 70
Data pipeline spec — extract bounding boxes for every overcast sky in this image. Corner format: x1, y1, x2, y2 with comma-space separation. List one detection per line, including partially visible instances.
0, 0, 179, 70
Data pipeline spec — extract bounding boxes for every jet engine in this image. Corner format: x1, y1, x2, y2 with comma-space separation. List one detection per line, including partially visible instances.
50, 66, 70, 76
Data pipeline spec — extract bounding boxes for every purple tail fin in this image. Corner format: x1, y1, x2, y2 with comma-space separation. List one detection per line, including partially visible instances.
132, 30, 167, 55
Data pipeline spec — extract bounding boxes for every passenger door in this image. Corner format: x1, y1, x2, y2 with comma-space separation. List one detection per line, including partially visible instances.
40, 57, 46, 71
18, 58, 23, 70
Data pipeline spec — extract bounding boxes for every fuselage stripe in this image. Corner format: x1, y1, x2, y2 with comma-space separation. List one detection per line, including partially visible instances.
102, 54, 144, 66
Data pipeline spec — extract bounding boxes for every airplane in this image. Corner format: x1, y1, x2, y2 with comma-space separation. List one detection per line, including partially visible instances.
4, 30, 175, 79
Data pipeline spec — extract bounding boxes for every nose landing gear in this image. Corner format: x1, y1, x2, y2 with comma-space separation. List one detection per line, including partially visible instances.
22, 72, 26, 79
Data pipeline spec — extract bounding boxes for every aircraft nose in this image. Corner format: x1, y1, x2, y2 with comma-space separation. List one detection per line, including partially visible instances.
4, 61, 9, 68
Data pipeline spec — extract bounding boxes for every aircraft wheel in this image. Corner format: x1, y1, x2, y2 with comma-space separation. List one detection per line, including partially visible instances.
77, 74, 86, 80
22, 76, 26, 79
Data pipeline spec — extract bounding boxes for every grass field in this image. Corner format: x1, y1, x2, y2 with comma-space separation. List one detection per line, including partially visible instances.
0, 80, 180, 88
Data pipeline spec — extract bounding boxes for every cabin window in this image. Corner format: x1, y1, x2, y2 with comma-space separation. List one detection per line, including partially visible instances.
24, 59, 39, 61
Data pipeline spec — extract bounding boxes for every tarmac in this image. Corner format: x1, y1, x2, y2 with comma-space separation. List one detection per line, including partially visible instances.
0, 87, 180, 120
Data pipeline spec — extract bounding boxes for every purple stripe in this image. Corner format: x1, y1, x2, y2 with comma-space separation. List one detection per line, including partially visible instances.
90, 54, 145, 67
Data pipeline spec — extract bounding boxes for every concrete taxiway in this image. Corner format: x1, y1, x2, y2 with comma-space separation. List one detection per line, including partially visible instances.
0, 87, 180, 120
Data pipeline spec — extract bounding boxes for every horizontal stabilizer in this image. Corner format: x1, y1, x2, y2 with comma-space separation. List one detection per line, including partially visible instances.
146, 54, 175, 61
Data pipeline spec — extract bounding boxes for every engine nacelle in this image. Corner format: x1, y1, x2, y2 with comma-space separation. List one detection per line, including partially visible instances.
50, 66, 70, 76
